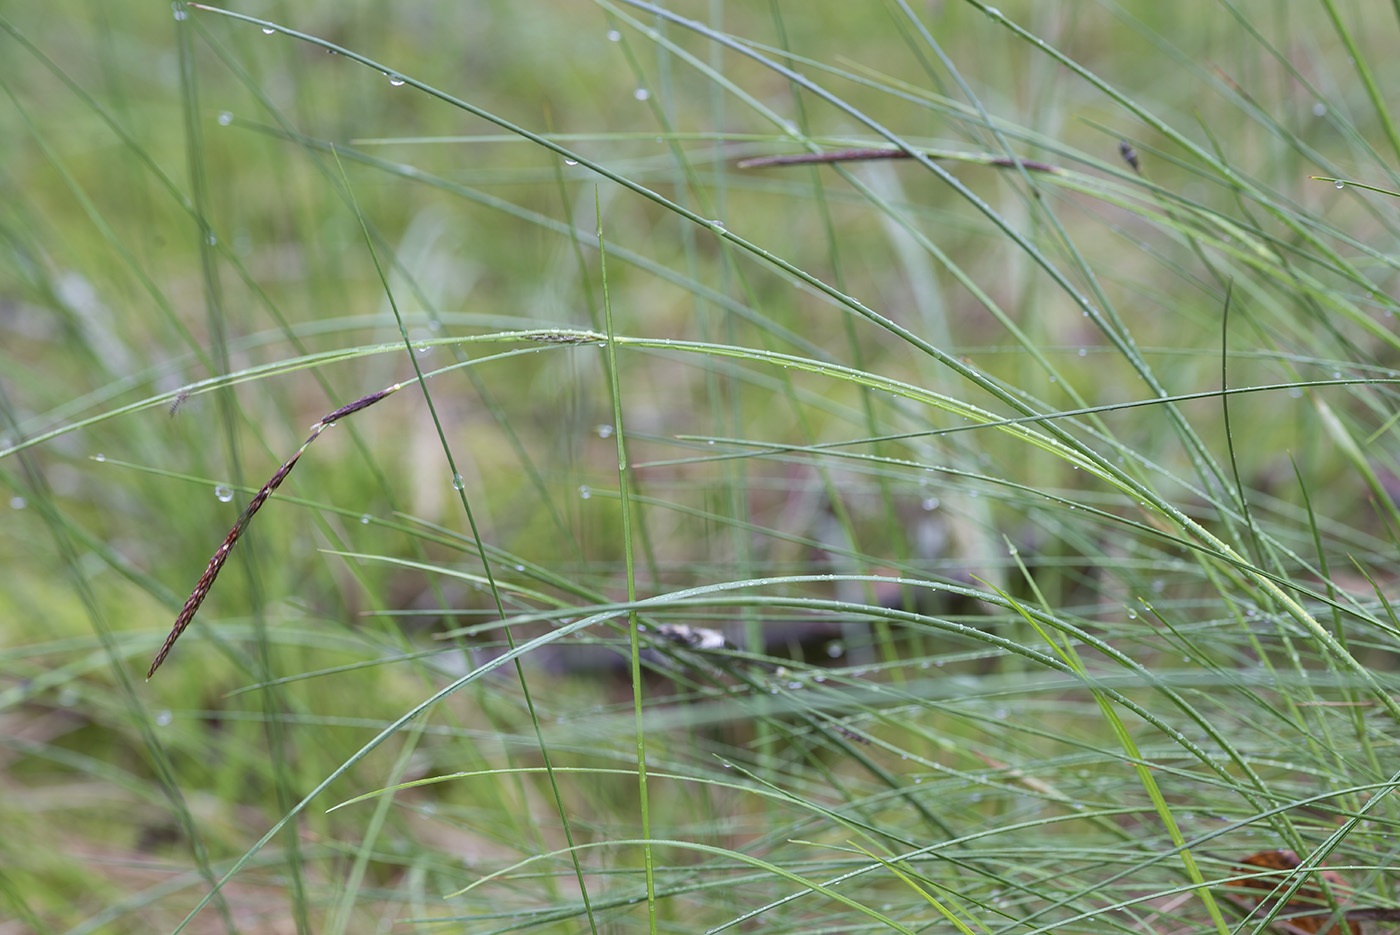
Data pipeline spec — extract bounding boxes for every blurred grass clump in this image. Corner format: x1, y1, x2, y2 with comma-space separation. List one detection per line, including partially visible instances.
5, 1, 1400, 933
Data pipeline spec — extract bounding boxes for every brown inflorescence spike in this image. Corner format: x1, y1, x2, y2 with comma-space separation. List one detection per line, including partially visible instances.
738, 147, 1058, 173
147, 433, 317, 679
147, 380, 408, 679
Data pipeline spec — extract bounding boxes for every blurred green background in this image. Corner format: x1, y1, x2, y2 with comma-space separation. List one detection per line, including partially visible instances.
5, 2, 1400, 933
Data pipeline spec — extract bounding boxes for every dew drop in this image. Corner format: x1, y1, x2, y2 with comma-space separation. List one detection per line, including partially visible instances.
415, 344, 429, 355
1077, 347, 1087, 357
595, 424, 614, 438
921, 496, 939, 511
514, 563, 525, 572
262, 26, 276, 35
9, 496, 26, 510
94, 453, 106, 463
985, 6, 1002, 20
1335, 180, 1345, 189
214, 485, 234, 502
606, 29, 621, 41
172, 2, 187, 20
388, 75, 406, 87
1312, 102, 1326, 117
708, 219, 726, 232
155, 709, 173, 726
205, 232, 217, 245
564, 158, 578, 166
217, 111, 233, 126
578, 485, 592, 499
826, 640, 845, 658
360, 514, 371, 524
451, 473, 465, 490
633, 88, 650, 101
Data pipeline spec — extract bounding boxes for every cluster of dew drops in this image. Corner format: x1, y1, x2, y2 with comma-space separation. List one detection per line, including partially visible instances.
180, 10, 686, 103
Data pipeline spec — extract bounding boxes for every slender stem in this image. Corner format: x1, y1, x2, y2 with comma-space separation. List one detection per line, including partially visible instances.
599, 203, 656, 933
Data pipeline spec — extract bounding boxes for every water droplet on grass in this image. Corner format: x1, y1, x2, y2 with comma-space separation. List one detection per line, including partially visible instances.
156, 710, 173, 726
921, 496, 939, 511
388, 75, 405, 87
262, 27, 276, 35
9, 496, 26, 510
214, 485, 234, 502
360, 514, 371, 524
1335, 180, 1345, 189
596, 424, 614, 438
633, 88, 650, 101
172, 2, 187, 20
564, 158, 578, 166
218, 111, 233, 126
451, 473, 465, 490
826, 640, 844, 658
1312, 102, 1326, 117
93, 453, 106, 462
606, 29, 621, 41
578, 485, 591, 499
